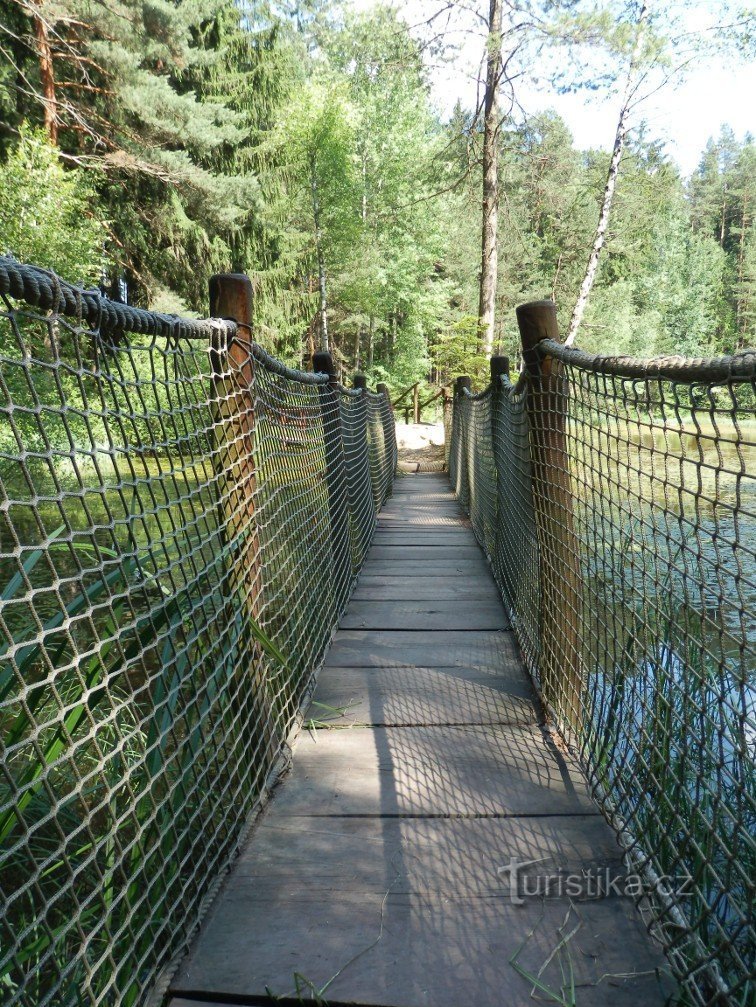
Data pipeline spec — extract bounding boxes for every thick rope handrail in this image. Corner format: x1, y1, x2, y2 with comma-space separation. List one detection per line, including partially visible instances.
0, 263, 398, 1007
0, 256, 235, 342
463, 385, 492, 403
447, 337, 756, 1005
469, 342, 756, 400
245, 341, 328, 386
537, 336, 756, 383
0, 257, 358, 389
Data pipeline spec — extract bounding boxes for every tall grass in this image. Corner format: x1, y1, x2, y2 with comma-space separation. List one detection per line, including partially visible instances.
0, 517, 288, 1005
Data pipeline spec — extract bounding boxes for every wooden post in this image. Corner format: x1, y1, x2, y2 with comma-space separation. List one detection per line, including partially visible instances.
209, 273, 260, 619
353, 374, 367, 391
489, 356, 509, 556
313, 351, 352, 603
490, 355, 509, 386
489, 357, 509, 446
516, 300, 582, 731
209, 274, 277, 756
412, 382, 420, 424
376, 382, 397, 489
442, 387, 452, 471
452, 376, 471, 502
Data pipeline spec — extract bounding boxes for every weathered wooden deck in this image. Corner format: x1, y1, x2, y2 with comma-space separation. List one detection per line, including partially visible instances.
169, 473, 671, 1007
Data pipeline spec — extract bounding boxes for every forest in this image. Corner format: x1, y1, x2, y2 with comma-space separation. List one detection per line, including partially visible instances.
0, 0, 754, 392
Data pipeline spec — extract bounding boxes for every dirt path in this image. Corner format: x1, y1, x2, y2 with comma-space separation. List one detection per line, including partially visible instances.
396, 422, 445, 472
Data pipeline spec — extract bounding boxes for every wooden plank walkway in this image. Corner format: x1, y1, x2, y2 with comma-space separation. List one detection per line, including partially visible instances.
169, 473, 672, 1007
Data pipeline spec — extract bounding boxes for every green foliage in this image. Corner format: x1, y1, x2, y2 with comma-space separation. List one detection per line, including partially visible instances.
688, 126, 756, 350
0, 509, 289, 1003
0, 0, 753, 382
433, 316, 490, 387
0, 129, 105, 282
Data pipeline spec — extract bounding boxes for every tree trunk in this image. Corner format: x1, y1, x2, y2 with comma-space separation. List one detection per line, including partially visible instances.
354, 324, 362, 372
736, 188, 749, 341
305, 315, 316, 368
361, 150, 368, 225
720, 194, 727, 246
310, 154, 328, 352
367, 315, 375, 370
477, 0, 503, 357
33, 1, 57, 144
565, 1, 650, 347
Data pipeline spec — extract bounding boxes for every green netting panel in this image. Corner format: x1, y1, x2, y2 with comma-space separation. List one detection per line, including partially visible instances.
0, 258, 396, 1006
449, 345, 756, 1006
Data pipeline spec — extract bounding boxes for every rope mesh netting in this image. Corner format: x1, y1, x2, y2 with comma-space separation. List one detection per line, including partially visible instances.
0, 258, 395, 1006
447, 342, 756, 1005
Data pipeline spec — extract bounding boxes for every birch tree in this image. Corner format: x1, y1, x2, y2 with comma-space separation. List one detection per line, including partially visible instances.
565, 1, 651, 345
478, 0, 503, 356
563, 0, 754, 345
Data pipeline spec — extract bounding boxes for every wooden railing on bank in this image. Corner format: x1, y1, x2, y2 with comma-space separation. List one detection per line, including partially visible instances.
391, 381, 450, 423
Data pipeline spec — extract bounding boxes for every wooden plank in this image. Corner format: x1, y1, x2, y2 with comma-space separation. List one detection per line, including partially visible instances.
372, 531, 475, 544
169, 1002, 229, 1007
386, 496, 456, 505
172, 892, 670, 1007
390, 491, 453, 499
390, 487, 454, 495
324, 629, 515, 669
377, 502, 461, 512
379, 508, 461, 514
227, 815, 625, 887
172, 817, 671, 1006
172, 892, 671, 1007
373, 528, 471, 536
340, 600, 508, 631
310, 665, 537, 726
353, 577, 500, 601
392, 482, 453, 491
376, 519, 465, 527
376, 515, 469, 526
380, 498, 458, 506
170, 476, 674, 1007
393, 475, 449, 484
369, 545, 482, 560
272, 725, 596, 817
359, 560, 491, 576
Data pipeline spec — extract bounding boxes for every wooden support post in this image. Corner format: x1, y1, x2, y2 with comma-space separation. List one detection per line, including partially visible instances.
516, 300, 582, 731
412, 382, 420, 424
376, 382, 397, 488
353, 374, 367, 391
209, 273, 260, 619
209, 273, 277, 755
452, 376, 471, 501
489, 356, 509, 557
490, 355, 509, 386
313, 350, 352, 604
489, 357, 509, 444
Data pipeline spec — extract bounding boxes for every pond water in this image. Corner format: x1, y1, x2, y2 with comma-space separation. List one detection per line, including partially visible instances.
571, 417, 755, 995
